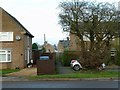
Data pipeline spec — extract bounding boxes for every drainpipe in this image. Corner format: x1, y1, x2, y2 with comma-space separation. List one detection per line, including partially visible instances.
27, 47, 30, 64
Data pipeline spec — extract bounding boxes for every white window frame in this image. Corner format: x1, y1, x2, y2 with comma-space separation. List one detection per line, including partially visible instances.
0, 32, 13, 41
0, 50, 11, 62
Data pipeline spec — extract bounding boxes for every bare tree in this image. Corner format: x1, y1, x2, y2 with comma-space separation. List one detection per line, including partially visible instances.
59, 0, 118, 69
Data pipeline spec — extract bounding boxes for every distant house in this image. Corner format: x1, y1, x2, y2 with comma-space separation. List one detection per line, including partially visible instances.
69, 33, 90, 51
57, 38, 70, 52
43, 42, 55, 53
69, 33, 81, 51
0, 7, 34, 69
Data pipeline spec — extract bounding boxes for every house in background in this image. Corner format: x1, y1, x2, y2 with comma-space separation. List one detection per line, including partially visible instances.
69, 33, 81, 51
0, 7, 34, 69
57, 38, 70, 52
69, 32, 119, 52
43, 42, 55, 53
69, 33, 90, 51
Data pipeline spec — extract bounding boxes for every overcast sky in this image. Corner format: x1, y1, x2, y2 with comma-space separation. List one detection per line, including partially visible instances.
0, 0, 119, 45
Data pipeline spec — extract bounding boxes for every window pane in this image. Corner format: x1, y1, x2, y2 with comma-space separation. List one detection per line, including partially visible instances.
7, 51, 11, 53
0, 35, 8, 41
0, 54, 6, 61
0, 32, 8, 36
8, 32, 13, 41
8, 54, 11, 61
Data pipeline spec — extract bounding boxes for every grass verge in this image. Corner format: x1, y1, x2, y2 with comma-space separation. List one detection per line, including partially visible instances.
0, 69, 20, 76
29, 70, 120, 80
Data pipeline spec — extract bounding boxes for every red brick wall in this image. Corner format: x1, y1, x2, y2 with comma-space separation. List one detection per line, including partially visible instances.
0, 8, 32, 69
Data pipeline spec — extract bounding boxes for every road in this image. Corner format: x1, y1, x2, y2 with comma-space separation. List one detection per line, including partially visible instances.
2, 80, 119, 88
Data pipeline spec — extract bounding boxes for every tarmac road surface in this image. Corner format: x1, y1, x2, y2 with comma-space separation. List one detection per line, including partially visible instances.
2, 80, 119, 88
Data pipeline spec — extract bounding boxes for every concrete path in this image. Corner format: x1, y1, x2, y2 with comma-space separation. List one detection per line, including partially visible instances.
6, 67, 37, 77
56, 61, 77, 74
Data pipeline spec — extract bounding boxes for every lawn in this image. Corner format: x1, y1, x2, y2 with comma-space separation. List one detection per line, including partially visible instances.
0, 69, 20, 76
29, 70, 120, 79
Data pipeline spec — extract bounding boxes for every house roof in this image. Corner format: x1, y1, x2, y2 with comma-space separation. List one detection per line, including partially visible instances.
58, 40, 70, 48
0, 7, 34, 38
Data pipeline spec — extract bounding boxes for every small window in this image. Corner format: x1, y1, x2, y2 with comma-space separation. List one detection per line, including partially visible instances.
0, 32, 13, 41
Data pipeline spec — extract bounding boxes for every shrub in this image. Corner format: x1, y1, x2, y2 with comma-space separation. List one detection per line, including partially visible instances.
61, 50, 80, 66
115, 51, 120, 66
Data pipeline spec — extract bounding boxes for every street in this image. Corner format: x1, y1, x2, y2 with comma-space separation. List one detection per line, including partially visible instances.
2, 80, 119, 88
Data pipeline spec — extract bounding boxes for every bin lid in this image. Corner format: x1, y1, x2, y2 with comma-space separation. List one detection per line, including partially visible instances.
39, 56, 49, 60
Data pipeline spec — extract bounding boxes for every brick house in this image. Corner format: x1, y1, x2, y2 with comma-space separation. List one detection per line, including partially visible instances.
43, 42, 55, 53
0, 7, 34, 69
69, 33, 90, 51
57, 39, 70, 52
69, 33, 81, 51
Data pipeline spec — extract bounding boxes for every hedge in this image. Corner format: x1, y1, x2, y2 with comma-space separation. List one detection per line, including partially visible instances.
61, 51, 80, 66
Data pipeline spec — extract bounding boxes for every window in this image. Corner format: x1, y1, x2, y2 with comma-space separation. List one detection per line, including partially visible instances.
0, 32, 13, 41
0, 50, 11, 62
